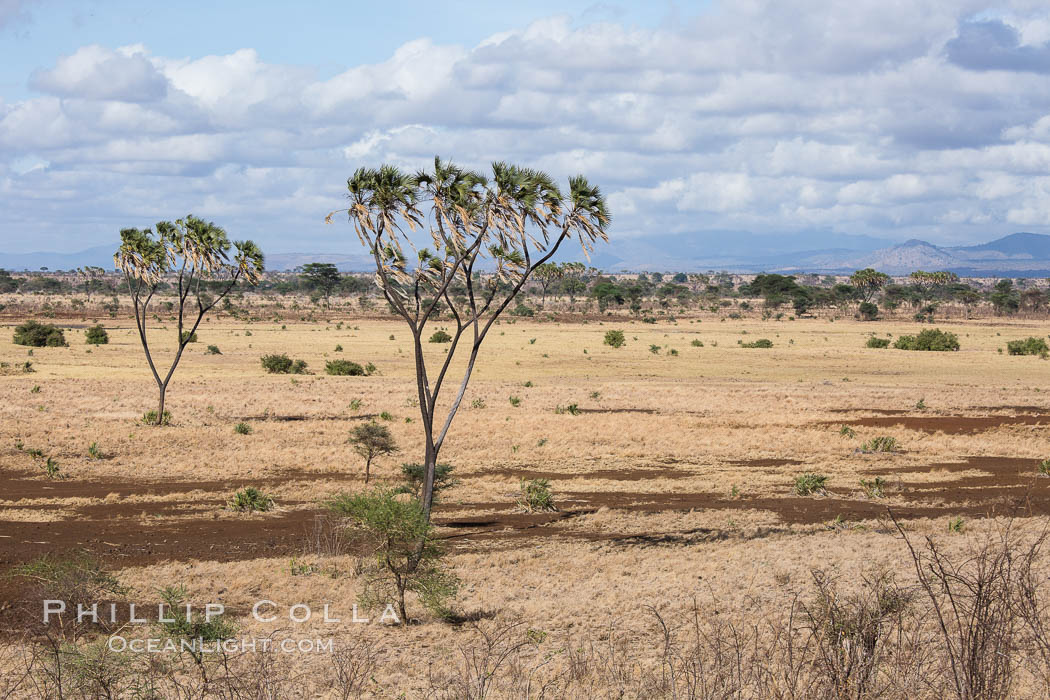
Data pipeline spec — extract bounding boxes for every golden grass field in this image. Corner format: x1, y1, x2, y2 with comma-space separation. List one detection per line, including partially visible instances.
2, 305, 1050, 697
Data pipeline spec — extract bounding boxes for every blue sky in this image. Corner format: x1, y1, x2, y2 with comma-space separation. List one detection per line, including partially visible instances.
3, 0, 1050, 257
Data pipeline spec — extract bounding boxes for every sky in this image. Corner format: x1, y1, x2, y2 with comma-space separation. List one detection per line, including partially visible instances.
3, 0, 1050, 256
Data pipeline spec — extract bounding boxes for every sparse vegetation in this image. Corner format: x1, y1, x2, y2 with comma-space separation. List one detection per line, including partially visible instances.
233, 422, 252, 435
861, 436, 899, 453
141, 409, 171, 426
794, 473, 829, 496
741, 338, 773, 348
228, 486, 274, 512
866, 336, 890, 348
518, 478, 557, 512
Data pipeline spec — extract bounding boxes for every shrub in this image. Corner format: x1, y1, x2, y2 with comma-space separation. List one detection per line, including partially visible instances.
429, 330, 453, 343
326, 489, 459, 623
334, 344, 343, 352
508, 395, 521, 407
261, 353, 308, 374
397, 463, 455, 499
180, 330, 198, 343
509, 303, 535, 317
742, 338, 773, 348
326, 359, 366, 376
859, 476, 886, 499
893, 328, 959, 351
839, 425, 857, 439
206, 344, 221, 354
603, 330, 626, 348
794, 473, 829, 496
141, 409, 171, 426
857, 301, 879, 321
691, 339, 704, 347
85, 324, 109, 345
228, 486, 274, 512
11, 551, 127, 609
865, 336, 890, 349
519, 478, 557, 512
861, 436, 898, 453
13, 320, 67, 347
1038, 459, 1050, 476
234, 422, 252, 435
1007, 337, 1049, 357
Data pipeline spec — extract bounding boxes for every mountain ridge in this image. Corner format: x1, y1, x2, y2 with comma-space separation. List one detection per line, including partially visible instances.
4, 232, 1050, 276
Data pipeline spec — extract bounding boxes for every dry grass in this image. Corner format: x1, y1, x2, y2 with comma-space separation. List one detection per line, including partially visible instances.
3, 309, 1050, 695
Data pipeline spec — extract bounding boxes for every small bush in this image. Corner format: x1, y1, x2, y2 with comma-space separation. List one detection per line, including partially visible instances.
893, 328, 959, 351
261, 353, 308, 374
861, 436, 898, 453
87, 442, 103, 460
326, 359, 366, 376
839, 425, 857, 439
508, 395, 521, 407
228, 486, 274, 512
141, 410, 171, 426
742, 338, 773, 348
14, 320, 67, 347
429, 330, 453, 343
519, 478, 557, 512
180, 330, 198, 343
1006, 337, 1049, 357
206, 344, 221, 354
85, 324, 109, 345
691, 339, 704, 347
794, 473, 829, 496
857, 301, 879, 321
865, 336, 890, 349
859, 476, 886, 499
1037, 459, 1050, 476
397, 463, 455, 499
334, 344, 343, 352
509, 303, 535, 317
604, 330, 626, 348
234, 422, 252, 435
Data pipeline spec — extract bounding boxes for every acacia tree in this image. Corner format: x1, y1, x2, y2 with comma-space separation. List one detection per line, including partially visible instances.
910, 270, 958, 304
300, 262, 341, 308
532, 263, 563, 307
849, 268, 890, 303
348, 421, 398, 483
115, 216, 264, 423
328, 158, 610, 522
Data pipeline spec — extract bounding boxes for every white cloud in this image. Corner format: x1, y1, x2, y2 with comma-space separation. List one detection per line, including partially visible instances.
5, 0, 1050, 253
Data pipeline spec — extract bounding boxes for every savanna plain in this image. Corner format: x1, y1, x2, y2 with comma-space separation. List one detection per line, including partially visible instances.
2, 304, 1050, 698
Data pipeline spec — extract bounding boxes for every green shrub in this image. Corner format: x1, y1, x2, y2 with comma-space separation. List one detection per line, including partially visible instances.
866, 336, 890, 349
509, 303, 535, 317
234, 422, 252, 435
691, 339, 704, 347
13, 320, 67, 347
85, 324, 109, 345
180, 330, 198, 343
1038, 459, 1050, 476
396, 463, 455, 499
861, 436, 898, 453
857, 301, 879, 321
326, 359, 366, 376
261, 353, 308, 374
603, 330, 626, 348
1007, 337, 1049, 357
228, 486, 274, 512
794, 473, 828, 496
518, 478, 557, 512
206, 344, 221, 354
742, 338, 773, 348
429, 330, 453, 343
141, 410, 171, 425
325, 489, 458, 622
893, 328, 959, 351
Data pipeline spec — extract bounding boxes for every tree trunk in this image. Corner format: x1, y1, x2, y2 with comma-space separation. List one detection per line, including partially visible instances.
156, 383, 167, 425
421, 443, 437, 524
364, 456, 372, 484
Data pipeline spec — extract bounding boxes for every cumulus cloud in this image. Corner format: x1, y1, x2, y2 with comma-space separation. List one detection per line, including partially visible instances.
30, 45, 169, 102
5, 0, 1050, 253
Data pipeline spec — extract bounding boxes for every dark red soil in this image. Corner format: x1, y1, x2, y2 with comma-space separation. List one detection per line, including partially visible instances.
833, 414, 1050, 435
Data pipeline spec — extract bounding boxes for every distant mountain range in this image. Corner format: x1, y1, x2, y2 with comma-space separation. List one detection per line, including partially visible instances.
5, 232, 1050, 276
